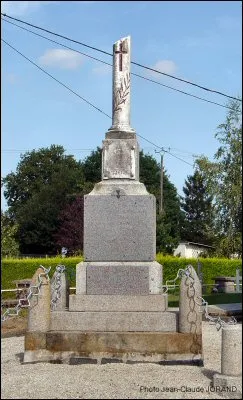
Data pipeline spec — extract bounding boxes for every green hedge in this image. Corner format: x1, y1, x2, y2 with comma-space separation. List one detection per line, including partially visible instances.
156, 254, 242, 285
1, 255, 242, 291
1, 256, 82, 290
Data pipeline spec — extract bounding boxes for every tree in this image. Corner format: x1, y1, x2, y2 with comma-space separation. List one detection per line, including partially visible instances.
196, 100, 242, 257
54, 196, 84, 255
139, 150, 161, 195
1, 211, 19, 257
156, 173, 183, 254
2, 145, 84, 254
82, 147, 102, 184
180, 170, 215, 245
139, 151, 183, 253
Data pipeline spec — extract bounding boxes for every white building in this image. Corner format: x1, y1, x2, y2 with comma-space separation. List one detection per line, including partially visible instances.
173, 241, 213, 258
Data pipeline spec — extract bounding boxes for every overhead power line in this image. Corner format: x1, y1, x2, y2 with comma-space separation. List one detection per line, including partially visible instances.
1, 18, 112, 68
1, 38, 111, 119
1, 149, 94, 152
163, 150, 193, 166
2, 145, 198, 157
1, 38, 159, 150
2, 38, 195, 168
2, 147, 194, 167
154, 148, 193, 167
1, 17, 240, 114
2, 12, 241, 103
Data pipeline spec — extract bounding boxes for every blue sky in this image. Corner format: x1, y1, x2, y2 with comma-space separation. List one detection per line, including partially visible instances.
1, 1, 242, 211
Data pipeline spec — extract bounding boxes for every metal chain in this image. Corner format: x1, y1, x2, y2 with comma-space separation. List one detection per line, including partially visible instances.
1, 265, 51, 323
2, 263, 237, 332
185, 267, 202, 357
162, 265, 193, 293
162, 264, 237, 331
195, 295, 237, 331
50, 264, 66, 310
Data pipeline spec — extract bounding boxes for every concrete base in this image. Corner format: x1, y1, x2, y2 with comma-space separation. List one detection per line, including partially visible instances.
213, 373, 242, 393
23, 349, 55, 364
24, 331, 203, 365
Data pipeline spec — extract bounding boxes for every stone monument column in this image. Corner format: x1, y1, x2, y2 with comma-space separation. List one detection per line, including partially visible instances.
23, 36, 202, 365
76, 36, 163, 296
103, 36, 138, 181
109, 36, 134, 134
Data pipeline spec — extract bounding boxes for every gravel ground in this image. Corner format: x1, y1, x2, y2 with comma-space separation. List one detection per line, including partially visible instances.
1, 322, 242, 399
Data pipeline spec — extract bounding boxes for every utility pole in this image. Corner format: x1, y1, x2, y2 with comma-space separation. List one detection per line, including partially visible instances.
160, 152, 164, 214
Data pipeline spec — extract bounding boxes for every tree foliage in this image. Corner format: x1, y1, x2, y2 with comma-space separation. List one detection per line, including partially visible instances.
1, 211, 20, 257
2, 145, 84, 254
196, 100, 242, 257
54, 196, 84, 255
139, 151, 182, 254
180, 169, 215, 245
82, 147, 102, 184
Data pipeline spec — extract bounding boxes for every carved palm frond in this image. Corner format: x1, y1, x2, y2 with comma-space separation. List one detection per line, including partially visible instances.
114, 73, 130, 112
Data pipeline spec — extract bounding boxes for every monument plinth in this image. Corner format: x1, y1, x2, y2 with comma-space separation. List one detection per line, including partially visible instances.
24, 36, 203, 365
77, 35, 163, 296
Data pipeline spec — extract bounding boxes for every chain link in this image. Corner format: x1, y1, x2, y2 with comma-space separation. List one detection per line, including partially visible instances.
51, 264, 66, 310
162, 264, 237, 331
1, 264, 66, 322
162, 265, 193, 294
185, 266, 202, 357
195, 295, 237, 331
2, 263, 238, 332
1, 265, 51, 323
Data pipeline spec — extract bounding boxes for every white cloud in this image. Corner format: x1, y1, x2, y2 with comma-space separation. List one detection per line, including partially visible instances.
148, 60, 177, 78
92, 64, 111, 75
39, 49, 84, 70
1, 1, 59, 16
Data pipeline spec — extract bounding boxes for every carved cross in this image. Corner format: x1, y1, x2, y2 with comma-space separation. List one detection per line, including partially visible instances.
115, 42, 128, 72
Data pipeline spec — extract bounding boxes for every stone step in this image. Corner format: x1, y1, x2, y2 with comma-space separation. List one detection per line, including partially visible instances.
50, 311, 177, 332
69, 294, 168, 312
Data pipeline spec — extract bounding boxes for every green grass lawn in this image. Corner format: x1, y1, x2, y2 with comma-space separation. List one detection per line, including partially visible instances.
168, 292, 242, 307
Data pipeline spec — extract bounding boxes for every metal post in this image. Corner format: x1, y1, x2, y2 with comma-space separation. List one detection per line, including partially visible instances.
236, 268, 240, 293
155, 149, 165, 214
197, 258, 204, 294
